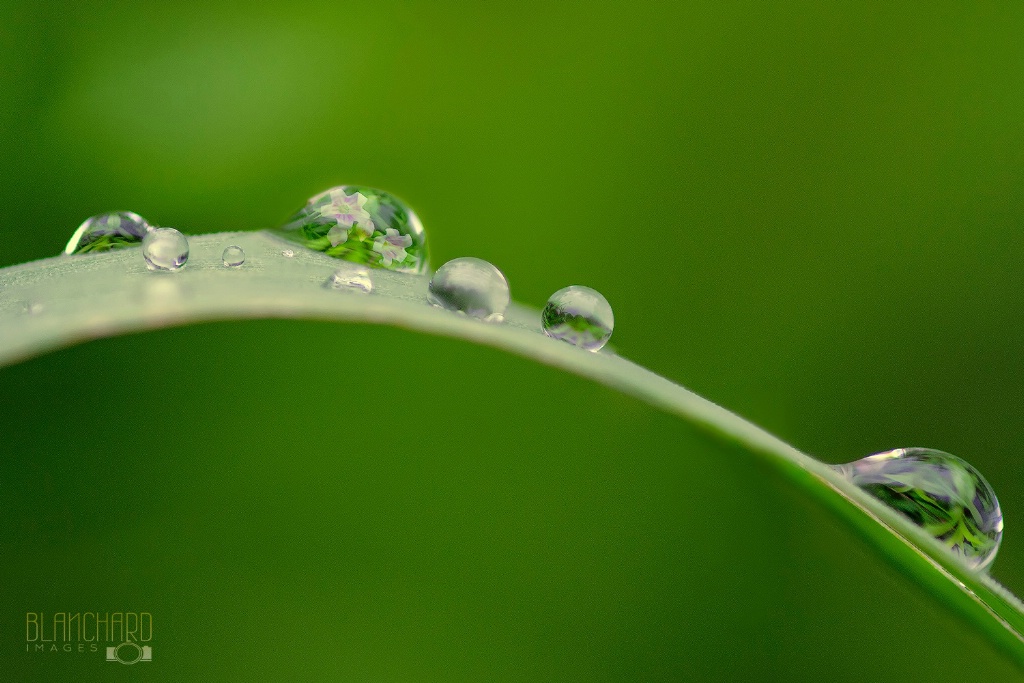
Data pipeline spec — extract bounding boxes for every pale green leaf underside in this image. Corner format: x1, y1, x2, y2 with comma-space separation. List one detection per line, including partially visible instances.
2, 231, 1024, 667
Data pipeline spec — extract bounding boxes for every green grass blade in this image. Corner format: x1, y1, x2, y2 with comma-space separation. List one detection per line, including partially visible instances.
2, 230, 1023, 669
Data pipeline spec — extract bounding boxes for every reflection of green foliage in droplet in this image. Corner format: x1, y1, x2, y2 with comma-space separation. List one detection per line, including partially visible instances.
73, 234, 141, 254
834, 448, 1003, 570
273, 186, 427, 274
542, 308, 606, 339
541, 285, 614, 351
65, 211, 151, 255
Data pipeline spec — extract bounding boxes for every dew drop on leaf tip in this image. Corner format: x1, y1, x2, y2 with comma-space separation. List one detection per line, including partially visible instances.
832, 447, 1003, 570
428, 257, 510, 322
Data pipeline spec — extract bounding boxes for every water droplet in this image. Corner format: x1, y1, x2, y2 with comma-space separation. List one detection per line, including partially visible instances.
428, 257, 509, 321
323, 263, 373, 294
222, 245, 245, 267
64, 211, 151, 255
833, 447, 1003, 570
274, 186, 428, 273
142, 228, 189, 272
541, 286, 613, 351
281, 249, 295, 258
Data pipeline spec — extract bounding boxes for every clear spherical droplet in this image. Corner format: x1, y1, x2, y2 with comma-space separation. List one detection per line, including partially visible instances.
222, 245, 245, 267
542, 285, 613, 351
274, 186, 428, 273
428, 257, 509, 321
832, 447, 1003, 570
64, 211, 151, 255
281, 249, 295, 258
324, 263, 373, 294
142, 228, 189, 272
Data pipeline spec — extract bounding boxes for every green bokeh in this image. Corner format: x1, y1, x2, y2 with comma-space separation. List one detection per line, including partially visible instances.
3, 1, 1024, 679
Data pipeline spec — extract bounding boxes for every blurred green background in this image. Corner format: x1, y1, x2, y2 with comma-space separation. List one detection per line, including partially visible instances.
3, 1, 1024, 679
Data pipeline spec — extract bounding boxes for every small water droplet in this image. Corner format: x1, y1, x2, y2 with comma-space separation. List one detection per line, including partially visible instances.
323, 263, 373, 294
142, 228, 189, 272
542, 286, 613, 351
281, 249, 295, 258
222, 245, 245, 267
274, 186, 428, 273
21, 301, 44, 316
428, 257, 509, 321
64, 211, 151, 255
833, 447, 1003, 570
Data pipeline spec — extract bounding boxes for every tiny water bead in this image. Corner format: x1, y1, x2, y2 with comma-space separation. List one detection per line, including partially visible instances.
832, 448, 1003, 570
323, 263, 373, 294
541, 286, 613, 351
281, 249, 295, 258
274, 186, 427, 273
64, 211, 151, 255
142, 228, 189, 272
222, 245, 245, 267
428, 257, 510, 321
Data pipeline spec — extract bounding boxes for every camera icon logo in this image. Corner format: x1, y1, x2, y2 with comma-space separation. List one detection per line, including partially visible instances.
106, 642, 152, 665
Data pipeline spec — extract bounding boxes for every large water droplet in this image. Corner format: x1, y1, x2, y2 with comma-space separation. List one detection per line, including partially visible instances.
833, 447, 1003, 570
64, 211, 151, 255
324, 263, 373, 294
142, 228, 189, 272
428, 257, 510, 321
541, 286, 614, 351
222, 245, 245, 267
274, 186, 427, 273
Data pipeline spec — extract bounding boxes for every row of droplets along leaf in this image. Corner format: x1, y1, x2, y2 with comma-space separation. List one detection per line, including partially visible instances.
61, 191, 1004, 570
63, 186, 616, 351
425, 258, 614, 352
